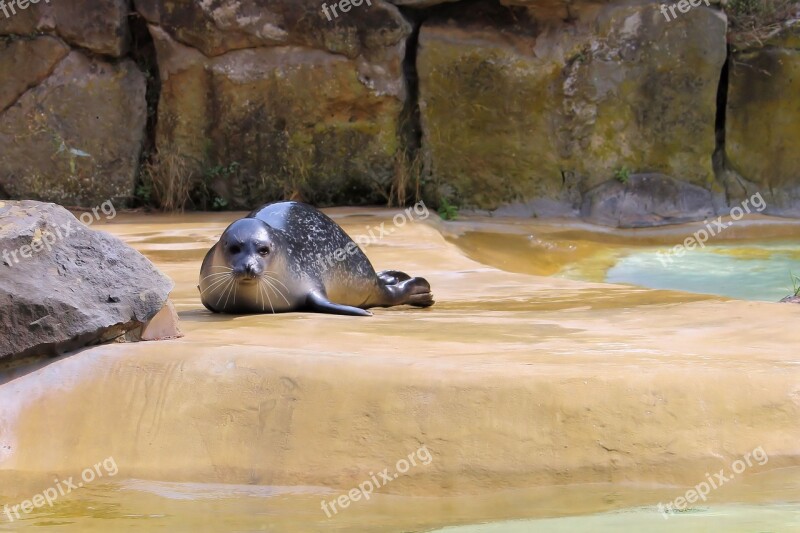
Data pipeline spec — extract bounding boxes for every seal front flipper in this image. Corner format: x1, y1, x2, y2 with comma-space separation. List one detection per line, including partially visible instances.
307, 290, 373, 317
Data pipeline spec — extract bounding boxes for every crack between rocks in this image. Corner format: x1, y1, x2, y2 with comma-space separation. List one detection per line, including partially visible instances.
398, 5, 424, 203
712, 45, 731, 206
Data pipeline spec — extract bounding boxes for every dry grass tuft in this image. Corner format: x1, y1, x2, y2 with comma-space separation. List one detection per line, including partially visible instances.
389, 147, 425, 207
140, 151, 194, 212
726, 0, 800, 50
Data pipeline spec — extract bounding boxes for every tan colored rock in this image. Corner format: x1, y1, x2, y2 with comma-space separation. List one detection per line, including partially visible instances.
0, 35, 68, 112
150, 24, 407, 207
140, 300, 183, 341
0, 0, 130, 57
0, 51, 147, 206
725, 41, 800, 216
122, 299, 184, 342
418, 3, 727, 212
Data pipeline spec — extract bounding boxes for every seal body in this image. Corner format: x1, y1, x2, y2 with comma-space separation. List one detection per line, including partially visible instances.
198, 202, 434, 316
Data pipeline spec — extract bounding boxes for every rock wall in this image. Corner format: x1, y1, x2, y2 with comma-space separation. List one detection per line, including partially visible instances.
0, 0, 797, 222
417, 1, 726, 214
724, 25, 800, 217
0, 0, 145, 207
138, 0, 411, 208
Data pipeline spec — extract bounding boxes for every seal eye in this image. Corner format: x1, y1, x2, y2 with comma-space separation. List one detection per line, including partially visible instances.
229, 245, 241, 255
258, 246, 270, 256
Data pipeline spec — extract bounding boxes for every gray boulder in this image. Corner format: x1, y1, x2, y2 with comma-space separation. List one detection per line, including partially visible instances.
0, 201, 174, 361
580, 174, 716, 228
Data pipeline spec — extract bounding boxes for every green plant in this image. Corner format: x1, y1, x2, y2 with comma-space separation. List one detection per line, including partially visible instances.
438, 198, 459, 221
212, 196, 229, 211
791, 272, 800, 296
135, 182, 152, 205
614, 166, 631, 184
191, 161, 240, 211
206, 161, 240, 180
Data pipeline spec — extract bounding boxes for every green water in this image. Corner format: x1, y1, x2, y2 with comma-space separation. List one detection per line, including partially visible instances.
4, 476, 798, 532
605, 243, 800, 301
432, 503, 800, 532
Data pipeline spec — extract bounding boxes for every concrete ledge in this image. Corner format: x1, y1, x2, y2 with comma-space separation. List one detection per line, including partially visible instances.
0, 213, 798, 499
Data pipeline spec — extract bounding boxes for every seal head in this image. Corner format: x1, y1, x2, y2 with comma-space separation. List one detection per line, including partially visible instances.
222, 219, 273, 284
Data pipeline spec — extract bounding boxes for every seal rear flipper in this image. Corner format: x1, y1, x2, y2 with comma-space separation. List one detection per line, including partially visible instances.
379, 276, 435, 308
377, 270, 412, 285
307, 291, 373, 317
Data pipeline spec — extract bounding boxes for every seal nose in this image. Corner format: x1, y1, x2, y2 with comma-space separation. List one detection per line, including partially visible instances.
243, 261, 264, 280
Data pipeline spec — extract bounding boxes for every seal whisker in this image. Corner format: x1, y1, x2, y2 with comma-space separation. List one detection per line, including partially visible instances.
262, 272, 289, 290
200, 272, 233, 283
263, 278, 291, 298
259, 278, 275, 314
212, 278, 231, 307
223, 279, 237, 309
258, 277, 265, 311
262, 274, 291, 305
201, 275, 232, 295
260, 278, 270, 313
265, 279, 276, 314
202, 269, 232, 276
263, 276, 290, 306
202, 273, 232, 288
216, 278, 235, 308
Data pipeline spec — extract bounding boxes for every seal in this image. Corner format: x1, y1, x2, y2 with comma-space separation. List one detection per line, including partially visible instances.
198, 201, 434, 316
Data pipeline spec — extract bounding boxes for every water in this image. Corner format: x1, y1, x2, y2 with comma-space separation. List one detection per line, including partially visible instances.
3, 472, 798, 532
605, 243, 800, 301
433, 503, 800, 533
